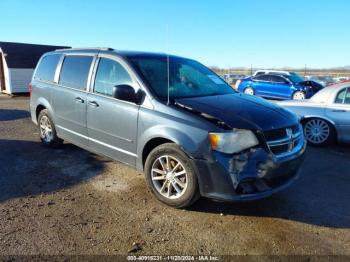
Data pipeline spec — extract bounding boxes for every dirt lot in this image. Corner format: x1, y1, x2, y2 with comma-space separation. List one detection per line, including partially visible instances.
0, 95, 349, 257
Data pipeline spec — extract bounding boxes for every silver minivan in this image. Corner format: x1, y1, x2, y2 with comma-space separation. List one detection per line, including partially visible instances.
30, 48, 306, 208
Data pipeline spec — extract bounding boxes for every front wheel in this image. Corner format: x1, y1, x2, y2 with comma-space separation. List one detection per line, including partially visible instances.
303, 118, 335, 146
292, 91, 306, 100
144, 143, 200, 208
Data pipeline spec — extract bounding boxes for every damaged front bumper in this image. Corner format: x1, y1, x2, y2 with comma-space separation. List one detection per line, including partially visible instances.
192, 139, 306, 202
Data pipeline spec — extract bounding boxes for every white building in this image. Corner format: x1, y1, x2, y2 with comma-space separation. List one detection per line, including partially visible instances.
0, 42, 69, 94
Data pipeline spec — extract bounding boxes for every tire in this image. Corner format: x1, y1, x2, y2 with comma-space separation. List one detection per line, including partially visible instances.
292, 91, 306, 100
303, 118, 335, 146
37, 109, 63, 148
244, 87, 255, 95
144, 143, 200, 208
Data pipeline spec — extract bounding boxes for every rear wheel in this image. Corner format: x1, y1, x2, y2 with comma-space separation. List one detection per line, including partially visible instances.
292, 91, 306, 100
303, 118, 335, 146
144, 143, 200, 208
38, 109, 63, 148
244, 87, 255, 95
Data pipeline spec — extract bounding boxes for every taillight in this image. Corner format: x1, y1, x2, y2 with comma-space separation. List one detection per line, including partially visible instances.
28, 83, 32, 95
235, 79, 242, 90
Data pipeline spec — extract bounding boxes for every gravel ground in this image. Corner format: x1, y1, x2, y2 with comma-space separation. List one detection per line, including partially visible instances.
0, 94, 349, 257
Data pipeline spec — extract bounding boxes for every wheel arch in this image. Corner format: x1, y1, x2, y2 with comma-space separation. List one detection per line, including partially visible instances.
301, 115, 336, 126
35, 97, 56, 123
36, 104, 46, 120
141, 137, 175, 170
238, 81, 248, 91
137, 126, 203, 171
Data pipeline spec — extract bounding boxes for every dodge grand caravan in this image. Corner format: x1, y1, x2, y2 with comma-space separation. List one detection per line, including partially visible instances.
30, 48, 306, 208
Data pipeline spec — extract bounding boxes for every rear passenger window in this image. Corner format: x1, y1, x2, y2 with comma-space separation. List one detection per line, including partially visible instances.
35, 54, 61, 82
59, 55, 93, 90
253, 75, 271, 82
94, 58, 133, 96
335, 88, 347, 104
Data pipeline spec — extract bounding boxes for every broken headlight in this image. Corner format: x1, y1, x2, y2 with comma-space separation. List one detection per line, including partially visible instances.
208, 129, 259, 154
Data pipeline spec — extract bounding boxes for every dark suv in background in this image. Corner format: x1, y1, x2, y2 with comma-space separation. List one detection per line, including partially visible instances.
30, 48, 306, 208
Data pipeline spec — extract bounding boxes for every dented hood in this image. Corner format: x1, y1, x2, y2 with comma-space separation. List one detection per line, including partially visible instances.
175, 93, 298, 131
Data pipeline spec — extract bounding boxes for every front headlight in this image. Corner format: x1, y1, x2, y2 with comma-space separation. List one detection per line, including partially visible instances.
208, 129, 259, 154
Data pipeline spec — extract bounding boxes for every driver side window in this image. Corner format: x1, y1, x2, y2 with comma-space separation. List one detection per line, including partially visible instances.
94, 58, 133, 97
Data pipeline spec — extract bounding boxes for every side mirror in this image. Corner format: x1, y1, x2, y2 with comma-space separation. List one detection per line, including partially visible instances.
112, 85, 145, 104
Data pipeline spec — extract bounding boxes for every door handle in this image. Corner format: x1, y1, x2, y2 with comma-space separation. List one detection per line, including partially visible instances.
88, 101, 99, 107
332, 109, 346, 112
75, 97, 84, 103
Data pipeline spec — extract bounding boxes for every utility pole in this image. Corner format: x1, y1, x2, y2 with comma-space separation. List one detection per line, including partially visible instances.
304, 64, 307, 76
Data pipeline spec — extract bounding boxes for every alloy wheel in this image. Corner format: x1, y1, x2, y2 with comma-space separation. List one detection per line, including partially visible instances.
304, 119, 330, 144
244, 87, 254, 95
39, 115, 53, 143
151, 155, 188, 199
293, 91, 306, 100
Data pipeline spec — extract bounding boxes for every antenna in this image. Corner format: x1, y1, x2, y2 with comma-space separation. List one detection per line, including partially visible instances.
166, 24, 170, 105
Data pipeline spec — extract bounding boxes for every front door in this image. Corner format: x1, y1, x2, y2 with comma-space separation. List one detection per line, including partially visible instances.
252, 74, 273, 97
87, 55, 139, 166
52, 54, 95, 147
269, 75, 292, 99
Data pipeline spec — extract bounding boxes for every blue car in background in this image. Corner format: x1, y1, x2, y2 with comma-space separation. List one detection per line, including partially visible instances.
236, 73, 323, 100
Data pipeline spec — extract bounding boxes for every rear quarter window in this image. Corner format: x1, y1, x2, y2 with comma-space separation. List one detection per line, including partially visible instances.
335, 88, 347, 104
34, 54, 61, 82
59, 55, 93, 90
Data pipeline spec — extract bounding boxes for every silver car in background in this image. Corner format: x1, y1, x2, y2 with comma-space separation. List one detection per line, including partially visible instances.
278, 82, 350, 146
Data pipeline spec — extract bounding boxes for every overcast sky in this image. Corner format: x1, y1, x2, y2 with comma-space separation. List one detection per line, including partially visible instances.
1, 0, 349, 68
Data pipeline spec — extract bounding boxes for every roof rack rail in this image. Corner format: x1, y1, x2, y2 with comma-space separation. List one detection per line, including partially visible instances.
55, 47, 114, 51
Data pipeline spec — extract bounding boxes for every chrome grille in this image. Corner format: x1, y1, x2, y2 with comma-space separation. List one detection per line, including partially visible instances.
264, 124, 304, 158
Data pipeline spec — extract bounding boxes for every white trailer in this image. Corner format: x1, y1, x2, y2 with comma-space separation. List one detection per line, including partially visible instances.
0, 42, 69, 94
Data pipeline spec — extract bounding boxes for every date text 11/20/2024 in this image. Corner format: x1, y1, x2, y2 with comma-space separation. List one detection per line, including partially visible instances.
127, 255, 220, 261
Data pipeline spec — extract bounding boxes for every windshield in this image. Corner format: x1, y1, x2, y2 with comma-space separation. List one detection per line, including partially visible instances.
286, 73, 304, 83
129, 56, 235, 99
